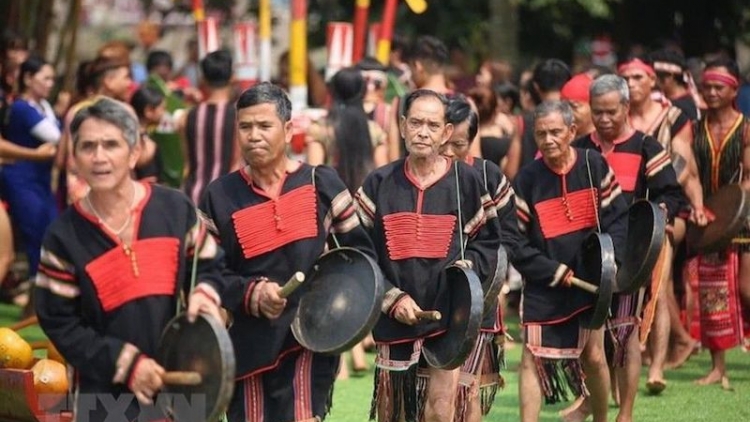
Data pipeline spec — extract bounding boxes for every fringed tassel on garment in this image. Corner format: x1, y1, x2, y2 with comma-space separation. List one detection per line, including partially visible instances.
453, 387, 469, 422
452, 332, 488, 422
370, 366, 419, 422
610, 325, 635, 368
415, 369, 428, 422
496, 333, 507, 370
535, 357, 588, 404
478, 335, 506, 415
324, 376, 335, 418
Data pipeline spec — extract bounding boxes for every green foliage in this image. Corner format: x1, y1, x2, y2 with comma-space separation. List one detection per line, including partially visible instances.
523, 0, 616, 18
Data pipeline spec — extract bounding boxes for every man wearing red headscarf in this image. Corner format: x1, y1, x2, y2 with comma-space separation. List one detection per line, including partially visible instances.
690, 58, 750, 387
565, 74, 685, 422
561, 73, 595, 137
618, 56, 707, 393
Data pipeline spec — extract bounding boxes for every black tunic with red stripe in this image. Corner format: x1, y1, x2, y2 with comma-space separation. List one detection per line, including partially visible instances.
34, 184, 226, 417
573, 130, 686, 220
200, 164, 376, 379
467, 156, 524, 333
356, 158, 501, 343
512, 148, 629, 323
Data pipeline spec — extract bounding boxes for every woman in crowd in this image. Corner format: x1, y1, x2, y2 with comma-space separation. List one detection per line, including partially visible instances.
306, 67, 388, 188
0, 55, 60, 292
305, 67, 385, 376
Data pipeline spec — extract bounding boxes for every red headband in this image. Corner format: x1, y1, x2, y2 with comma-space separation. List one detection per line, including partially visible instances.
702, 70, 739, 88
618, 59, 655, 77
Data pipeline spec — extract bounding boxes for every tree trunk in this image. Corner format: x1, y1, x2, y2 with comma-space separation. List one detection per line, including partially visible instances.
62, 0, 82, 93
488, 0, 519, 65
34, 0, 55, 55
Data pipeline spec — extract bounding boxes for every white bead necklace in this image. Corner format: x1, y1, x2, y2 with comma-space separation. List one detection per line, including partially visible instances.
85, 182, 137, 237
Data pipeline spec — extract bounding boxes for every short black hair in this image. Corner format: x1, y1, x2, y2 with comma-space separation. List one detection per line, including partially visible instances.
201, 49, 233, 87
236, 82, 292, 122
355, 56, 387, 72
405, 36, 449, 69
1, 29, 27, 55
704, 57, 741, 81
650, 49, 687, 72
146, 50, 173, 72
532, 59, 571, 94
446, 95, 478, 141
130, 85, 165, 118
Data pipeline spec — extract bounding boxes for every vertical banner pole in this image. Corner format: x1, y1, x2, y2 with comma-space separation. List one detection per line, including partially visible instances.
259, 0, 272, 82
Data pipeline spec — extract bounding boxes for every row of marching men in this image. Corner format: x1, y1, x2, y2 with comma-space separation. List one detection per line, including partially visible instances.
30, 55, 748, 422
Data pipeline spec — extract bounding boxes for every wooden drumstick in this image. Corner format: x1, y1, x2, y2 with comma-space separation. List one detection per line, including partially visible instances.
415, 310, 442, 321
9, 315, 38, 331
28, 340, 50, 350
279, 272, 305, 298
162, 371, 203, 386
569, 277, 599, 294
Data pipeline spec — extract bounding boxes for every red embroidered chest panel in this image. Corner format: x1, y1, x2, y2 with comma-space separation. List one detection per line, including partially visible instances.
535, 188, 598, 239
85, 237, 180, 312
232, 185, 319, 259
383, 212, 457, 260
605, 152, 641, 192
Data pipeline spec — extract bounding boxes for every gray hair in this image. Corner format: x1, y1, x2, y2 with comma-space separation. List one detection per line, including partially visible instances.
590, 74, 629, 104
534, 100, 575, 126
70, 97, 139, 148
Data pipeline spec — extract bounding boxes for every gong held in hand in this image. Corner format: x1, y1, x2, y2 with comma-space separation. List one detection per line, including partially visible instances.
159, 272, 305, 388
291, 247, 386, 355
157, 311, 240, 422
687, 184, 750, 254
567, 232, 615, 329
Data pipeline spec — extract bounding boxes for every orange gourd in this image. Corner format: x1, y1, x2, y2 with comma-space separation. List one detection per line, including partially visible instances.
32, 358, 69, 410
0, 327, 34, 369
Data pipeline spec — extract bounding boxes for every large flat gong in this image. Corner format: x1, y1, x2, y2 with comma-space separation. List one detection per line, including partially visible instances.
615, 200, 666, 294
157, 313, 235, 422
422, 265, 484, 370
687, 184, 750, 254
483, 246, 508, 318
291, 247, 385, 354
578, 232, 615, 329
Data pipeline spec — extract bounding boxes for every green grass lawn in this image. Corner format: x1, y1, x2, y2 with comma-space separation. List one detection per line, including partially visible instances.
324, 319, 750, 422
2, 303, 748, 421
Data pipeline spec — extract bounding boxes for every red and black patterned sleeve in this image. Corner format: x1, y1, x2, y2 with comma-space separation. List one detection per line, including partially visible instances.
35, 229, 137, 387
185, 199, 227, 305
508, 185, 574, 287
355, 167, 402, 310
642, 135, 687, 222
199, 189, 259, 315
459, 162, 502, 289
596, 154, 629, 267
314, 166, 377, 259
485, 160, 525, 261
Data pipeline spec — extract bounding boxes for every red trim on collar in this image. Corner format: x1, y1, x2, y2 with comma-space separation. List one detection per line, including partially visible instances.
591, 128, 636, 150
403, 156, 451, 190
